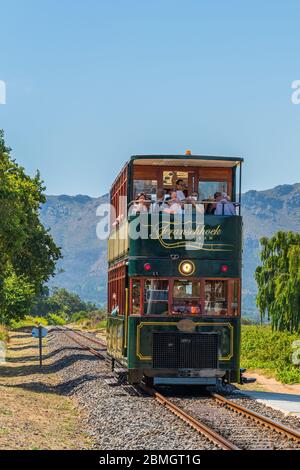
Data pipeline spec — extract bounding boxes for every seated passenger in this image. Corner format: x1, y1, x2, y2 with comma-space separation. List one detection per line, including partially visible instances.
185, 191, 198, 206
190, 191, 199, 201
188, 191, 204, 214
131, 192, 149, 214
151, 190, 167, 212
204, 193, 219, 215
215, 192, 236, 216
163, 191, 182, 214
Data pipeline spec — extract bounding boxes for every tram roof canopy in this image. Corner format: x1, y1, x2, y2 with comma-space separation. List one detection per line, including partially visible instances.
131, 155, 243, 168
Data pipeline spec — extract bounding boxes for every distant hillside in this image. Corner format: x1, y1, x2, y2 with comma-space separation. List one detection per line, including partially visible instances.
40, 194, 108, 305
41, 184, 300, 315
242, 183, 300, 318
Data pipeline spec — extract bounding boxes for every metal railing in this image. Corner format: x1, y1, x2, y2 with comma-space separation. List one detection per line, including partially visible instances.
127, 199, 241, 216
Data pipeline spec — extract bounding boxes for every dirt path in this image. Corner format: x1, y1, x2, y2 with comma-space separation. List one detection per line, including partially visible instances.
0, 330, 92, 450
241, 371, 300, 395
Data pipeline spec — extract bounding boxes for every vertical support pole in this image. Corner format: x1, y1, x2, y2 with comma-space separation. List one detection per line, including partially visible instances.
38, 325, 42, 367
239, 162, 242, 216
124, 287, 129, 350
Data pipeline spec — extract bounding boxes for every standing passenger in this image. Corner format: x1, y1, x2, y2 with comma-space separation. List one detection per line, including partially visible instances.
175, 179, 186, 201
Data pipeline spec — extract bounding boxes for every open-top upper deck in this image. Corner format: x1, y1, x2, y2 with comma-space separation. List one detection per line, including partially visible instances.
108, 153, 243, 267
110, 153, 243, 215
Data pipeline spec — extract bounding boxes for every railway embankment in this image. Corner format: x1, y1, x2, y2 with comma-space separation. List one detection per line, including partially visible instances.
0, 330, 92, 450
1, 327, 299, 450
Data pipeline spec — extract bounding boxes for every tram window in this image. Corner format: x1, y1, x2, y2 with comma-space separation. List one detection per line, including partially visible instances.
198, 181, 228, 201
231, 280, 239, 316
132, 280, 141, 314
172, 280, 201, 314
144, 280, 169, 315
205, 280, 228, 315
133, 180, 157, 201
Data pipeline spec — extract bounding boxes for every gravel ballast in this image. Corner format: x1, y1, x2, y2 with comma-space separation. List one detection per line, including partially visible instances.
46, 329, 300, 450
47, 329, 218, 450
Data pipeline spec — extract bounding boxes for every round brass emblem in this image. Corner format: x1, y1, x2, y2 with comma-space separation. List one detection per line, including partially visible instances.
177, 319, 197, 332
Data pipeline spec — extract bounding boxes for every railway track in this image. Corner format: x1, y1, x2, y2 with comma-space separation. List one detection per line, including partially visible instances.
58, 326, 300, 450
211, 392, 300, 443
140, 384, 239, 450
61, 326, 106, 360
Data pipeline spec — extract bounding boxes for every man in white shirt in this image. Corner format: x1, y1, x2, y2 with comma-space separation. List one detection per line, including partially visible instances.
215, 193, 236, 216
163, 191, 183, 214
175, 179, 186, 201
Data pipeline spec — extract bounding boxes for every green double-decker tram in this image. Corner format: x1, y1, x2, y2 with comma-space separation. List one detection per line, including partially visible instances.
107, 152, 243, 385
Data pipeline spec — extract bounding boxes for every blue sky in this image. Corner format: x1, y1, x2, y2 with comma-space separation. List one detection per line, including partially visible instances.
0, 0, 300, 196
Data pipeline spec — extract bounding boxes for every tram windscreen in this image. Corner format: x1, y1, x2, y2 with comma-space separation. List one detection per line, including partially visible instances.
144, 280, 169, 315
205, 280, 227, 314
172, 280, 201, 314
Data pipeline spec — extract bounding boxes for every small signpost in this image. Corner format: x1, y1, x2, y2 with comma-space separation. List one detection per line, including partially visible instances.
32, 325, 48, 366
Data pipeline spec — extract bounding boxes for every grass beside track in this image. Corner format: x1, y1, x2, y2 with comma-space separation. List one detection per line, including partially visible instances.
241, 325, 300, 384
0, 330, 93, 450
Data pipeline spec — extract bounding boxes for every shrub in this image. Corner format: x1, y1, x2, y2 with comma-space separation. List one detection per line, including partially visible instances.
47, 313, 66, 326
70, 311, 89, 323
95, 320, 107, 329
70, 310, 107, 328
10, 315, 48, 329
0, 325, 9, 343
241, 325, 300, 384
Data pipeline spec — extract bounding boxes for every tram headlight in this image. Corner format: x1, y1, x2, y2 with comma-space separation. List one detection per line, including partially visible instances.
179, 260, 195, 276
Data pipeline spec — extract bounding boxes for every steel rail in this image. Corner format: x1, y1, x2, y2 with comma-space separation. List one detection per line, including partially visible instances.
211, 392, 300, 443
140, 384, 240, 451
61, 328, 106, 360
63, 326, 106, 348
58, 328, 299, 447
58, 328, 239, 450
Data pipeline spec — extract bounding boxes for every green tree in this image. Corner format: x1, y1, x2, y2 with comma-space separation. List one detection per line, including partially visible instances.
255, 231, 300, 332
31, 287, 97, 319
0, 130, 61, 324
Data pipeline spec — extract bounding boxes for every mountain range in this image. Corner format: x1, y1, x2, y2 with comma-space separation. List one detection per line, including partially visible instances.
40, 183, 300, 319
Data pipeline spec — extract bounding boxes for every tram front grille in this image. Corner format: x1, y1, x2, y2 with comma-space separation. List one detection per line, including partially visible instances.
152, 332, 219, 369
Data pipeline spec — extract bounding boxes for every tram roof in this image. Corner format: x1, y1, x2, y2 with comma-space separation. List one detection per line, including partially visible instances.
131, 155, 243, 168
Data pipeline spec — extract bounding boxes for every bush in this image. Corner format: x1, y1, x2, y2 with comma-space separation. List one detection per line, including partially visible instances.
0, 325, 9, 343
70, 311, 89, 323
10, 315, 48, 329
241, 325, 300, 384
95, 320, 107, 329
70, 309, 107, 328
46, 313, 66, 326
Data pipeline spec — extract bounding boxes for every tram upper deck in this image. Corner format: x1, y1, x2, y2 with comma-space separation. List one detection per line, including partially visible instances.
108, 154, 243, 267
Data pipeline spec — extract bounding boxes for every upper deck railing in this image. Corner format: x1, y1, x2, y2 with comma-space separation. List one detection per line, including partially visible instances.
127, 199, 241, 217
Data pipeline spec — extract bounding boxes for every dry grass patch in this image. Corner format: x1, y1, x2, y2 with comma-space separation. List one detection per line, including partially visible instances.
0, 331, 93, 450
